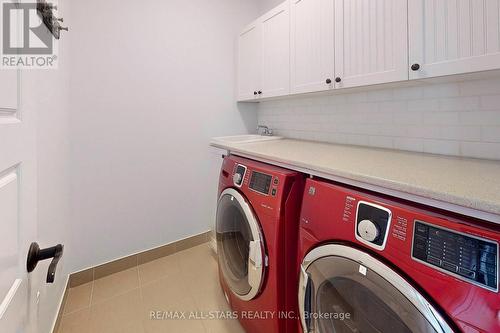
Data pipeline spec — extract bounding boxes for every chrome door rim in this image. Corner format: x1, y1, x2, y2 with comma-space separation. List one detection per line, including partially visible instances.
298, 244, 454, 333
217, 188, 265, 301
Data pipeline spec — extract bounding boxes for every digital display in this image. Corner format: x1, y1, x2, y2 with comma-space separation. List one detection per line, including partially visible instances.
412, 221, 498, 291
249, 171, 272, 195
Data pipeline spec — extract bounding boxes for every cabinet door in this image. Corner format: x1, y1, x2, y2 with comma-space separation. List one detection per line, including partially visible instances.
290, 0, 335, 94
237, 21, 261, 101
261, 1, 290, 98
334, 0, 408, 88
409, 0, 500, 79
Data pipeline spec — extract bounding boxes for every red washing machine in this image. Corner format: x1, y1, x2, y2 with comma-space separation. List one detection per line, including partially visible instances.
297, 178, 499, 333
216, 155, 304, 333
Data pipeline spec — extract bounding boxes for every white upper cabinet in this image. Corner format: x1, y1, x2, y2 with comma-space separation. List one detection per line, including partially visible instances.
290, 0, 335, 94
261, 1, 291, 98
334, 0, 408, 88
409, 0, 500, 79
237, 21, 261, 101
238, 0, 500, 101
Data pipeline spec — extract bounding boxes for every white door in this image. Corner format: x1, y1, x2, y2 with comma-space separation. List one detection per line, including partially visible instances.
0, 14, 39, 333
409, 0, 500, 79
237, 20, 261, 102
334, 0, 408, 89
260, 1, 290, 98
290, 0, 335, 94
299, 244, 453, 333
0, 72, 39, 333
216, 188, 265, 301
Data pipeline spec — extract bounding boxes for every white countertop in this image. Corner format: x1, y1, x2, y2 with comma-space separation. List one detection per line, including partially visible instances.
210, 137, 500, 223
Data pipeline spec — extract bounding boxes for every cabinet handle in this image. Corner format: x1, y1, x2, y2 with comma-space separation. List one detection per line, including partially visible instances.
326, 78, 332, 84
411, 63, 420, 71
254, 91, 258, 95
258, 91, 262, 95
335, 77, 341, 83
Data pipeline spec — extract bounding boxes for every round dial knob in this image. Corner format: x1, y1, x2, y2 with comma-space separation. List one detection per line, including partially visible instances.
411, 63, 421, 71
357, 219, 380, 242
233, 173, 242, 184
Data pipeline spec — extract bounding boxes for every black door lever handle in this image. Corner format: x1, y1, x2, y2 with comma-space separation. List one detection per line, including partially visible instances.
27, 242, 64, 283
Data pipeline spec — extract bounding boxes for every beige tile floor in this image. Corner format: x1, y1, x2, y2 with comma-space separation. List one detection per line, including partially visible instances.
58, 243, 245, 333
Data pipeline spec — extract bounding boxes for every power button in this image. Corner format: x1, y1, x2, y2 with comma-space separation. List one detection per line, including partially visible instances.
271, 188, 277, 196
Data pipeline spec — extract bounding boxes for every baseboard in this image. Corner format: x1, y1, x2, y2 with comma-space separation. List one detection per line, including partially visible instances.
52, 231, 212, 332
68, 230, 212, 288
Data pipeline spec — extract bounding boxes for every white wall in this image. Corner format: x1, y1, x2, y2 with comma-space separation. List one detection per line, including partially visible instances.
68, 0, 260, 271
258, 78, 500, 160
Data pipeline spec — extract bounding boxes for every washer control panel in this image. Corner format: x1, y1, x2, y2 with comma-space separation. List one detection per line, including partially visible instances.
355, 201, 392, 251
412, 221, 498, 292
232, 163, 278, 196
249, 171, 272, 195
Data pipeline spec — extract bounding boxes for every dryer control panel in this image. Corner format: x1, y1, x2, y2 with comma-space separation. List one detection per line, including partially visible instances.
220, 155, 302, 220
412, 221, 498, 292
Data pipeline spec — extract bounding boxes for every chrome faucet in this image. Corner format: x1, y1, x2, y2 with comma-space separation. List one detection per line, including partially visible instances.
257, 125, 273, 136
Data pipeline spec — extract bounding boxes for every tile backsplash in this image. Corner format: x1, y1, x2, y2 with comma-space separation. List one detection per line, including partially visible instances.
257, 78, 500, 160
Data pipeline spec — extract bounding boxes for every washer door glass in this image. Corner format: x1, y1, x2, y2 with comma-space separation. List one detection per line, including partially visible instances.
216, 189, 264, 300
304, 256, 441, 333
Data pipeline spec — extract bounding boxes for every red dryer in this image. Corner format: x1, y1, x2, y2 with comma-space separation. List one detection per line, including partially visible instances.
297, 178, 499, 333
216, 155, 304, 333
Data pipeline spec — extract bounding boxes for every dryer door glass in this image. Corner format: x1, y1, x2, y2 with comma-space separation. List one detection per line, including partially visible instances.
304, 256, 441, 333
216, 189, 264, 300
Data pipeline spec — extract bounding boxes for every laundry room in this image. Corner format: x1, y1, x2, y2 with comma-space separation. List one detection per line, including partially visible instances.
0, 0, 499, 332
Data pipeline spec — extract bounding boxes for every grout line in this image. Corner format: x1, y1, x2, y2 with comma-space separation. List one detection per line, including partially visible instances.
137, 265, 144, 301
88, 279, 94, 311
61, 305, 91, 318
60, 280, 95, 318
68, 231, 211, 288
90, 286, 141, 308
57, 233, 217, 331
